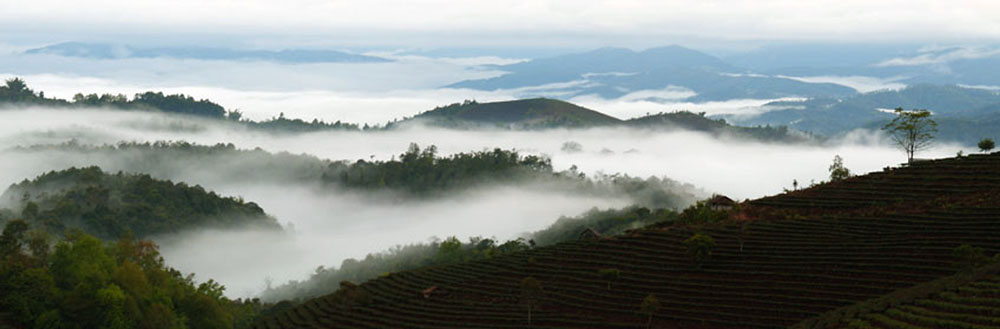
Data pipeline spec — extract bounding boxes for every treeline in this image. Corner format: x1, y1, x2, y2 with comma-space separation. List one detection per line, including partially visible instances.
261, 205, 679, 302
0, 78, 362, 132
322, 144, 552, 193
625, 111, 818, 144
0, 221, 268, 329
0, 166, 281, 240
321, 143, 701, 209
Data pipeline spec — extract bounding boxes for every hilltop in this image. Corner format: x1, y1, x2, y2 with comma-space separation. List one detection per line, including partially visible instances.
0, 166, 281, 239
256, 153, 1000, 328
407, 98, 623, 129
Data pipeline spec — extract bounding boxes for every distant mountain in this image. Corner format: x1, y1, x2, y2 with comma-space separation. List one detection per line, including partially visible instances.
449, 45, 858, 101
728, 84, 1000, 145
400, 98, 815, 143
25, 42, 392, 63
406, 98, 622, 129
625, 111, 816, 143
0, 166, 281, 239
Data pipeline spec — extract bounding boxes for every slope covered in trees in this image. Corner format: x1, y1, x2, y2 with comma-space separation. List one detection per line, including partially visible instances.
255, 153, 1000, 328
408, 98, 623, 129
0, 222, 267, 329
0, 166, 281, 239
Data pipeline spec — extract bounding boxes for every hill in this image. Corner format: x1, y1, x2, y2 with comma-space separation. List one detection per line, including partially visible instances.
407, 98, 623, 129
255, 153, 1000, 328
0, 166, 281, 239
732, 84, 1000, 144
625, 111, 817, 143
448, 45, 857, 101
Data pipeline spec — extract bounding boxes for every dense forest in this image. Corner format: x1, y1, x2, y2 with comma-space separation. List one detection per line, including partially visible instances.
0, 221, 269, 329
0, 167, 281, 240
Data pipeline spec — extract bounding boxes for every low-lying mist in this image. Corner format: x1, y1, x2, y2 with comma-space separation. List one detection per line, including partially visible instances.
0, 107, 966, 297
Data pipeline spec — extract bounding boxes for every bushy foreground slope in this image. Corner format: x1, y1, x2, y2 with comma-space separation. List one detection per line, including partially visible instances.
255, 153, 1000, 328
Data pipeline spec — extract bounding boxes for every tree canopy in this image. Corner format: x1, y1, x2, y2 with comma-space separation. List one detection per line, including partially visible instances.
0, 166, 281, 239
882, 108, 937, 162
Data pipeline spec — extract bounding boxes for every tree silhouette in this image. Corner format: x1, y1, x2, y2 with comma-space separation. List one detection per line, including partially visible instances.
979, 138, 995, 153
882, 108, 937, 162
829, 155, 851, 182
684, 233, 717, 269
640, 294, 661, 329
520, 277, 543, 327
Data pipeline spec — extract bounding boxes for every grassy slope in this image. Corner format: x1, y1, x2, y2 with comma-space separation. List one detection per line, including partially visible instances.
255, 153, 1000, 329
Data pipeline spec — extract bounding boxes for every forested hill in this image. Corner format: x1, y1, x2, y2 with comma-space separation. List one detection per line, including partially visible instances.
256, 153, 1000, 328
0, 166, 281, 239
407, 98, 623, 129
0, 78, 361, 131
625, 111, 816, 143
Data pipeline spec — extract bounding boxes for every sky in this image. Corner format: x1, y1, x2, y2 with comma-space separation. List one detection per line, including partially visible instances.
2, 1, 999, 49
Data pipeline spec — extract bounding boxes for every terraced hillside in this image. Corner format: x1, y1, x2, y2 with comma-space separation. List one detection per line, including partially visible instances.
794, 264, 1000, 329
255, 153, 1000, 329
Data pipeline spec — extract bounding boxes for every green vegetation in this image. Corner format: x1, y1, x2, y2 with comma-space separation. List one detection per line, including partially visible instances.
322, 143, 551, 193
882, 108, 938, 162
683, 233, 716, 269
979, 138, 995, 153
829, 155, 851, 182
793, 264, 1000, 329
528, 206, 676, 247
0, 166, 280, 240
322, 143, 700, 208
0, 221, 266, 329
640, 294, 661, 329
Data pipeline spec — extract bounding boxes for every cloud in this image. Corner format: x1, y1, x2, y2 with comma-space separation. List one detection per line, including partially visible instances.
777, 75, 907, 93
0, 107, 968, 297
875, 46, 1000, 67
3, 1, 1000, 46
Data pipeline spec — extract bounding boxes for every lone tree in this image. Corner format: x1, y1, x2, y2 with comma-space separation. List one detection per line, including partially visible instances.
829, 155, 851, 182
952, 244, 990, 271
598, 268, 621, 290
520, 277, 543, 327
979, 138, 995, 153
882, 108, 937, 162
684, 233, 717, 269
640, 294, 661, 329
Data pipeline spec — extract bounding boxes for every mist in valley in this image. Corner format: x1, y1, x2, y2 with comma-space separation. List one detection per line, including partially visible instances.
0, 106, 968, 297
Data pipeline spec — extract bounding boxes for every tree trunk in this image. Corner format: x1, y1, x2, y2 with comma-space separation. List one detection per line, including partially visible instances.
647, 314, 652, 329
527, 306, 532, 327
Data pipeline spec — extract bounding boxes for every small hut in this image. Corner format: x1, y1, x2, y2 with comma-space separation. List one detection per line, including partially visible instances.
707, 195, 737, 211
579, 227, 603, 240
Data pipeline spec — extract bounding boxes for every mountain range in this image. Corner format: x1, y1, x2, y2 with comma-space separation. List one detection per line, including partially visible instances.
24, 42, 391, 63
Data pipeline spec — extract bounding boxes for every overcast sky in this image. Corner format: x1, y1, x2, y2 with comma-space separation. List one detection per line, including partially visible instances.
2, 0, 999, 49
